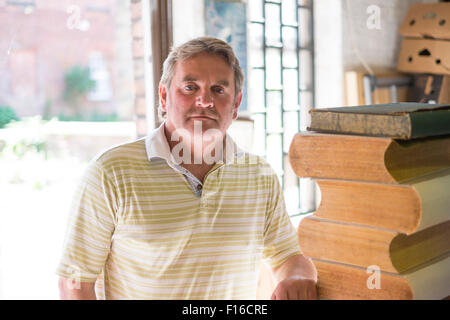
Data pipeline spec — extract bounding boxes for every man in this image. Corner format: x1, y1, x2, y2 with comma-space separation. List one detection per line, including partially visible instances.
57, 37, 317, 300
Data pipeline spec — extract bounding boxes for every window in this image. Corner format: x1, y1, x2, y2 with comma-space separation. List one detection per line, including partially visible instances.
0, 0, 136, 299
247, 0, 315, 216
87, 52, 113, 101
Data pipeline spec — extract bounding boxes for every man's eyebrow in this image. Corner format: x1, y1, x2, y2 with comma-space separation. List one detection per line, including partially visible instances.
181, 76, 230, 87
182, 75, 197, 82
216, 80, 230, 87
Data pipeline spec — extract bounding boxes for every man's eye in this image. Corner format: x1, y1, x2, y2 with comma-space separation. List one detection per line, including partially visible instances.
214, 87, 224, 94
185, 85, 195, 91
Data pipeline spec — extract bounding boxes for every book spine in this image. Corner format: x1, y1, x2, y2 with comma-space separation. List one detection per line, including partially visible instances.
289, 134, 396, 183
409, 110, 450, 139
298, 217, 450, 274
298, 217, 398, 272
315, 179, 420, 234
309, 112, 411, 139
312, 259, 413, 300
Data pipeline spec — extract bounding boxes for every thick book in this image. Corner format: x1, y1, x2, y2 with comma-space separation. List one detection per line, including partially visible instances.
307, 103, 450, 139
289, 132, 450, 183
314, 169, 450, 234
297, 217, 450, 274
313, 256, 450, 300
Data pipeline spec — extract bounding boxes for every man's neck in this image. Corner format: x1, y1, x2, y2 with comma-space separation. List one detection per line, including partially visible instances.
164, 123, 226, 183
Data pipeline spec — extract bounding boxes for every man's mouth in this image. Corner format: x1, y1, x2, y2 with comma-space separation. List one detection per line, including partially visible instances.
189, 115, 216, 120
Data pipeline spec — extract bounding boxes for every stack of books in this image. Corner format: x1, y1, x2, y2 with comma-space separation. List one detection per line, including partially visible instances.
289, 103, 450, 299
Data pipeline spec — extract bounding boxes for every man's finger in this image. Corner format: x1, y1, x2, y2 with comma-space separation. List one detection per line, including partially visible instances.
306, 283, 317, 300
287, 287, 299, 300
273, 286, 288, 300
311, 285, 318, 299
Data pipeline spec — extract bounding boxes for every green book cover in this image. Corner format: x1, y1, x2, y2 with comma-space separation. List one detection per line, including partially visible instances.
308, 103, 450, 139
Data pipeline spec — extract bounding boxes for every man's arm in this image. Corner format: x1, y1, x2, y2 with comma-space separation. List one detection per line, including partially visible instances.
270, 254, 318, 300
58, 277, 97, 300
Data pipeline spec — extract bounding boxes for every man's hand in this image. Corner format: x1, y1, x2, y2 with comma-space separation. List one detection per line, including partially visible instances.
271, 254, 318, 300
271, 275, 317, 300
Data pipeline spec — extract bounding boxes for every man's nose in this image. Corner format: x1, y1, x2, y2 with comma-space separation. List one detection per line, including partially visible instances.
195, 90, 213, 108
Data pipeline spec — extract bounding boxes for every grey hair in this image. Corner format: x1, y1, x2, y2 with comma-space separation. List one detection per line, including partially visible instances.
158, 37, 244, 120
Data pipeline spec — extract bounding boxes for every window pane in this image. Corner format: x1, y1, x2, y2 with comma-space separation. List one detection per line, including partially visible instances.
300, 91, 313, 131
265, 48, 281, 89
282, 26, 297, 51
299, 50, 313, 90
282, 0, 297, 25
265, 3, 280, 45
248, 23, 264, 68
283, 70, 298, 110
266, 91, 282, 133
248, 68, 265, 112
283, 111, 299, 153
298, 0, 311, 7
248, 0, 264, 22
252, 113, 266, 156
300, 90, 313, 109
282, 27, 297, 68
298, 7, 312, 48
266, 133, 283, 176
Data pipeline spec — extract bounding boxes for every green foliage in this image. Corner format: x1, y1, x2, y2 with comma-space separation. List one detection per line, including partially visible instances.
0, 106, 19, 128
0, 140, 6, 153
42, 99, 53, 121
0, 116, 48, 159
63, 66, 96, 106
57, 112, 118, 122
10, 140, 47, 159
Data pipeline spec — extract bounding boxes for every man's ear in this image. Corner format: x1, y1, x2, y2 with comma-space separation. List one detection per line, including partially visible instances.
232, 91, 243, 120
159, 84, 168, 113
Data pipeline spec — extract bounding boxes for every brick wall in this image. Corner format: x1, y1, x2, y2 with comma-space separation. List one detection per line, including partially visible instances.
130, 0, 147, 137
0, 0, 119, 117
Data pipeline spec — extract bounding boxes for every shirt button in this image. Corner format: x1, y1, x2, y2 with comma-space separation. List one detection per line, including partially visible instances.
197, 184, 202, 190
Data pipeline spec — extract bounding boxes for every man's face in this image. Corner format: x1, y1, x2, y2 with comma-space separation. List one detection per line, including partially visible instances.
159, 52, 242, 140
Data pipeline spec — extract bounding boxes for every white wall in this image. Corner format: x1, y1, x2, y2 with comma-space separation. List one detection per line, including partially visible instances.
314, 0, 438, 110
314, 0, 344, 109
172, 0, 205, 47
342, 0, 438, 72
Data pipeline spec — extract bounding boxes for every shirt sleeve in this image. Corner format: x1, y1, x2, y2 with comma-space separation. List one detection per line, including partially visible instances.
262, 170, 302, 270
56, 161, 118, 282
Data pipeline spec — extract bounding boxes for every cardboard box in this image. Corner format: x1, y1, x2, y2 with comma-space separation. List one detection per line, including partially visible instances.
399, 3, 450, 40
410, 74, 450, 104
397, 38, 450, 76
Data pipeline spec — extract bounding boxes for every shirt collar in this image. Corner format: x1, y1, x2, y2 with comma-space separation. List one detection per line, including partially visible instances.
145, 121, 245, 165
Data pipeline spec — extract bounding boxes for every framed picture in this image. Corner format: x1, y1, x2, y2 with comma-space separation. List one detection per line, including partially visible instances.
205, 0, 248, 112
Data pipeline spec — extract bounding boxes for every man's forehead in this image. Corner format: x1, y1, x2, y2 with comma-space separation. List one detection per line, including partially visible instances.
182, 52, 229, 63
175, 53, 231, 70
173, 54, 234, 83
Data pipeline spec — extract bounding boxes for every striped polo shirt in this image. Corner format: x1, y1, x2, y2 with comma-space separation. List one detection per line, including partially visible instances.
56, 123, 301, 299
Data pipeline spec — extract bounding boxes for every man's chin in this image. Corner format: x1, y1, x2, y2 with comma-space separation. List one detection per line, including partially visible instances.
184, 123, 224, 139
